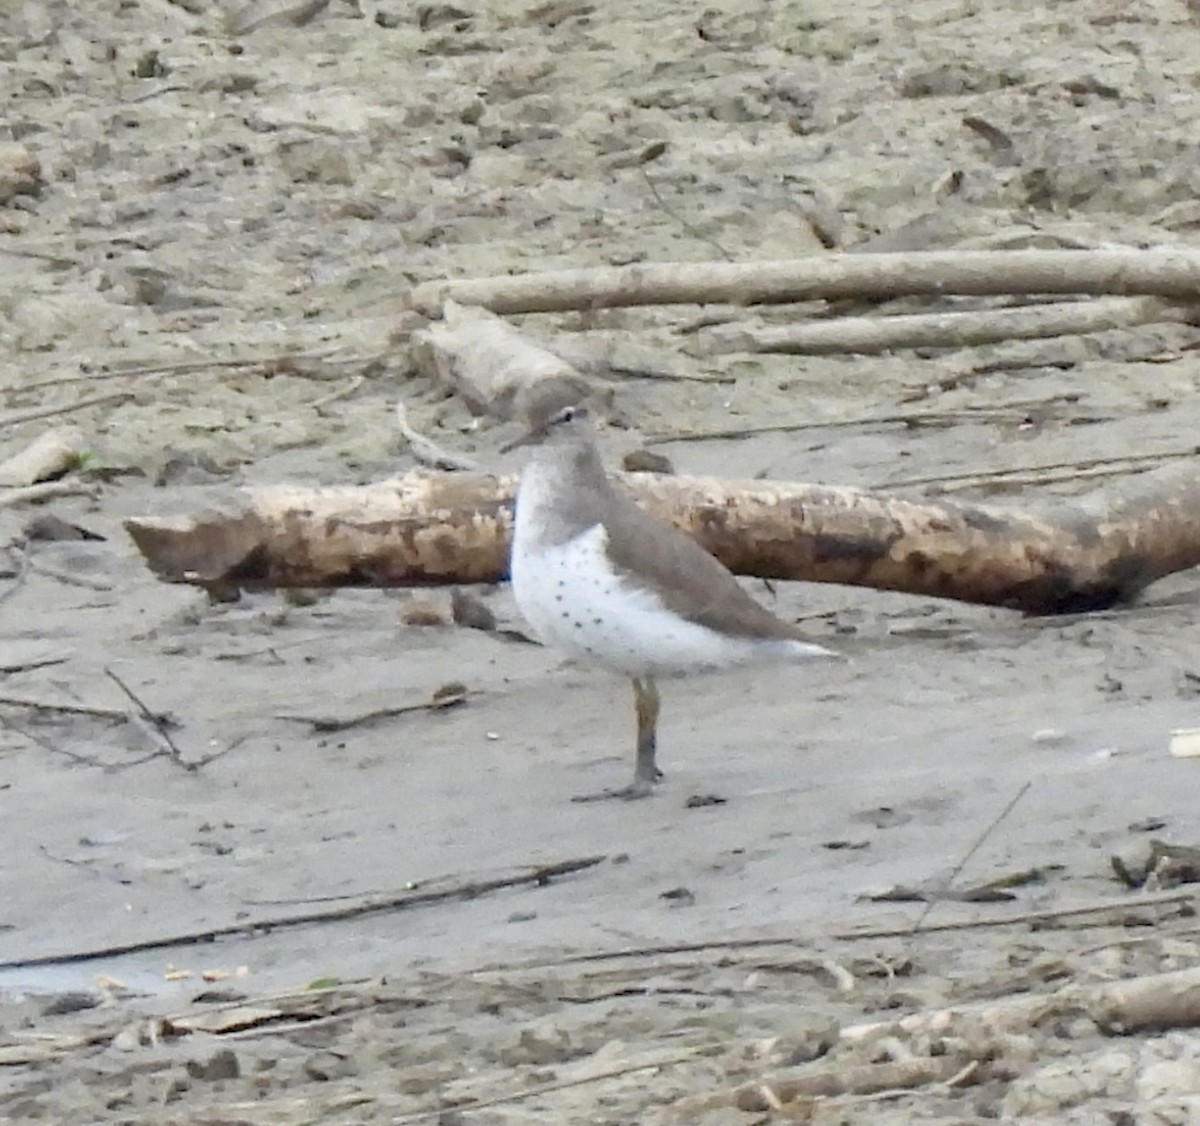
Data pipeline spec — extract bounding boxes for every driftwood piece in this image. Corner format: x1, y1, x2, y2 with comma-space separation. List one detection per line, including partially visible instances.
406, 249, 1200, 315
842, 964, 1200, 1045
411, 300, 599, 424
699, 296, 1193, 356
126, 460, 1200, 614
0, 427, 84, 487
664, 966, 1200, 1120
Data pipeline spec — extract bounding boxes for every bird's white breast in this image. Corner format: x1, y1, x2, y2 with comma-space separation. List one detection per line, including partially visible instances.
511, 518, 799, 677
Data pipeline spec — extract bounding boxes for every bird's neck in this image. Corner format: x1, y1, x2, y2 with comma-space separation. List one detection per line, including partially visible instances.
517, 438, 612, 547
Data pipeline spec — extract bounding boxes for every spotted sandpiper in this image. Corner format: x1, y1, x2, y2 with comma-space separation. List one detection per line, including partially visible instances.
505, 404, 838, 801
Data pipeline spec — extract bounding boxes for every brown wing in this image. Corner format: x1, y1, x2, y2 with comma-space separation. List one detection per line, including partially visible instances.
600, 481, 813, 642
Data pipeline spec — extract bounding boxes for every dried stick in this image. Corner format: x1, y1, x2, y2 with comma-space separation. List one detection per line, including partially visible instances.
647, 396, 1092, 444
0, 480, 98, 508
879, 448, 1193, 491
0, 392, 131, 430
911, 781, 1033, 933
394, 1051, 700, 1124
394, 402, 478, 471
0, 693, 147, 723
699, 296, 1192, 355
308, 374, 365, 413
277, 683, 468, 732
407, 248, 1200, 315
0, 854, 606, 970
832, 889, 1194, 940
13, 348, 372, 393
104, 667, 196, 771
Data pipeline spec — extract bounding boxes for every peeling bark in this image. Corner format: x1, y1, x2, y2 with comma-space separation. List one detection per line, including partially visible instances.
125, 461, 1200, 614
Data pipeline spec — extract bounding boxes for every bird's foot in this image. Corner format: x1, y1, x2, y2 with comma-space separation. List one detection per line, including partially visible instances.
571, 775, 658, 803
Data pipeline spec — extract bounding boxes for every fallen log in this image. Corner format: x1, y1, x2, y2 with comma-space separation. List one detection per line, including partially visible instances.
406, 249, 1200, 316
126, 460, 1200, 614
412, 300, 599, 423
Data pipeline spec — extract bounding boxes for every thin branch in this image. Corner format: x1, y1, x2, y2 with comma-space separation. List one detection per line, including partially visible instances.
910, 781, 1033, 934
0, 481, 99, 508
877, 448, 1194, 492
104, 667, 193, 770
392, 1051, 700, 1124
832, 889, 1194, 940
0, 693, 139, 722
0, 854, 606, 970
0, 711, 106, 769
7, 348, 379, 394
309, 374, 365, 413
0, 392, 133, 430
24, 557, 114, 592
0, 544, 30, 607
645, 396, 1099, 444
277, 683, 469, 733
639, 168, 733, 262
394, 402, 478, 471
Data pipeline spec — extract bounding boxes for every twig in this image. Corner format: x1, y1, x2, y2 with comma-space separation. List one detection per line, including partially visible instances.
309, 374, 365, 413
0, 544, 30, 607
0, 711, 106, 769
476, 935, 817, 975
697, 296, 1191, 355
393, 1050, 701, 1124
24, 558, 114, 592
0, 693, 140, 722
877, 448, 1195, 491
645, 397, 1099, 444
0, 392, 132, 430
910, 781, 1033, 934
0, 481, 98, 508
278, 684, 469, 732
7, 348, 378, 394
103, 667, 194, 771
407, 248, 1200, 315
832, 889, 1194, 940
394, 402, 478, 471
640, 168, 733, 262
0, 854, 606, 970
0, 653, 67, 673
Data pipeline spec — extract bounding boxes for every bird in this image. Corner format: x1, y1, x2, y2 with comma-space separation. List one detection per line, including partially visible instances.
504, 402, 839, 801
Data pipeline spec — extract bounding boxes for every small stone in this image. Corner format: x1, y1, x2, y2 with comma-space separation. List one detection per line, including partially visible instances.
186, 1048, 241, 1082
451, 589, 497, 631
41, 992, 100, 1017
303, 1050, 356, 1082
0, 143, 43, 205
497, 1027, 573, 1067
403, 600, 446, 627
622, 449, 674, 474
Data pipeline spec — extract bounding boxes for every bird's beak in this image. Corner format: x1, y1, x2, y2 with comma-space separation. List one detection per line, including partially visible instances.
499, 424, 544, 455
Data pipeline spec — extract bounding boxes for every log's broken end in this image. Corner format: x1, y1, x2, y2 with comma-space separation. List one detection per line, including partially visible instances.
125, 509, 268, 592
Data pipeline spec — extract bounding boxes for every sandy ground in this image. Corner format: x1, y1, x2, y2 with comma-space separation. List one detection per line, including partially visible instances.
5, 0, 1200, 1121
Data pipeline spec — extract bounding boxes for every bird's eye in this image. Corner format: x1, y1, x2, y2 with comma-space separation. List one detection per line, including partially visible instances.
558, 406, 577, 423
